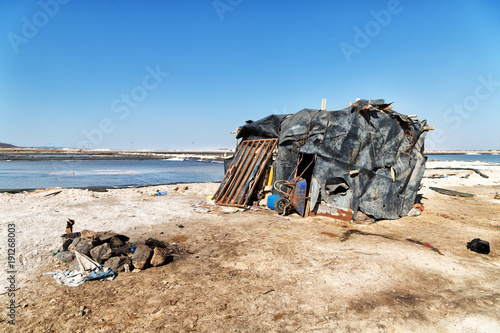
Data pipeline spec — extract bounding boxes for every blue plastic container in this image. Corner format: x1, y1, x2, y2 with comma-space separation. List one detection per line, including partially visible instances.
267, 195, 280, 210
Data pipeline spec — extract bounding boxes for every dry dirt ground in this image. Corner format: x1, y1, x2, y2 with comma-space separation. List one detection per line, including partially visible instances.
1, 168, 500, 332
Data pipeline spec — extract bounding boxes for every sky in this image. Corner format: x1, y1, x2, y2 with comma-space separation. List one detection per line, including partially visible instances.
1, 0, 500, 151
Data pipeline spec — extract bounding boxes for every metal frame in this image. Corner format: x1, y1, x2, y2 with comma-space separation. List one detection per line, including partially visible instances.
214, 138, 278, 207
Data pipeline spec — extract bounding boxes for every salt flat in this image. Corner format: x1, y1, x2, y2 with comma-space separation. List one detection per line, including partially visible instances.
1, 161, 499, 332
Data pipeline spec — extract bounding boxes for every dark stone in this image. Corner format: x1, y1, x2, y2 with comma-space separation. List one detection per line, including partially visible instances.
150, 247, 170, 267
109, 236, 124, 248
55, 251, 75, 263
90, 243, 113, 264
112, 246, 132, 256
75, 239, 97, 256
145, 238, 166, 249
69, 259, 80, 271
61, 232, 81, 240
104, 256, 132, 272
81, 229, 100, 242
96, 231, 118, 242
62, 238, 73, 251
68, 237, 81, 252
131, 244, 152, 269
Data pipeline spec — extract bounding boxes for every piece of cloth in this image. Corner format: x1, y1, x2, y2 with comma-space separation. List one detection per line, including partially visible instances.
53, 251, 115, 287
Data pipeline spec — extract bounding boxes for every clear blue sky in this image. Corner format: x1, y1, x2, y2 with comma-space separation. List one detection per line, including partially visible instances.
1, 0, 499, 150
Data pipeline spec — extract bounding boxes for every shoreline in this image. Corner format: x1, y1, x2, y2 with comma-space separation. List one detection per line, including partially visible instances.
0, 180, 221, 194
0, 148, 234, 161
1, 148, 500, 162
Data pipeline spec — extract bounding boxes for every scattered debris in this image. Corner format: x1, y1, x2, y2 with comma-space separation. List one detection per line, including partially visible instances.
494, 192, 500, 200
193, 203, 243, 214
44, 190, 62, 197
424, 174, 448, 179
152, 190, 168, 196
320, 232, 338, 238
426, 167, 489, 179
429, 187, 475, 198
75, 305, 91, 317
53, 251, 115, 287
406, 239, 443, 255
467, 238, 490, 254
52, 229, 182, 284
413, 203, 425, 211
340, 229, 394, 242
407, 208, 422, 217
65, 218, 75, 233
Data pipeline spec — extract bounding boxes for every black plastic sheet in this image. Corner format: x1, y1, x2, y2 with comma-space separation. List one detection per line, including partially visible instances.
236, 99, 428, 220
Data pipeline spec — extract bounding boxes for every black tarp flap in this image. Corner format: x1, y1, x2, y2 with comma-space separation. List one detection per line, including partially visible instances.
236, 114, 290, 140
237, 99, 428, 220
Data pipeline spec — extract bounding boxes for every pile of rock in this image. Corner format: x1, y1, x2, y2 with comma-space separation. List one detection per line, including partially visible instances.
54, 230, 178, 273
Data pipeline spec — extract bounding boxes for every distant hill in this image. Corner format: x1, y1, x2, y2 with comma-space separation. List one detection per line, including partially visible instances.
0, 142, 17, 148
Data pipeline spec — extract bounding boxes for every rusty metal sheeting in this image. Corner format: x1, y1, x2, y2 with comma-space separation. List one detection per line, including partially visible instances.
311, 203, 354, 221
213, 139, 277, 207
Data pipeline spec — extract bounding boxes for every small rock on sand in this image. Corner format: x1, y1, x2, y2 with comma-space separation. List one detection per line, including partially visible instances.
150, 247, 170, 267
75, 239, 97, 257
81, 229, 100, 242
104, 256, 132, 272
90, 243, 113, 264
55, 251, 75, 263
131, 245, 151, 269
109, 236, 124, 248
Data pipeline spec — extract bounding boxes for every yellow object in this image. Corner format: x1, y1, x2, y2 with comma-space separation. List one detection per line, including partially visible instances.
266, 167, 274, 186
265, 167, 274, 199
206, 195, 214, 200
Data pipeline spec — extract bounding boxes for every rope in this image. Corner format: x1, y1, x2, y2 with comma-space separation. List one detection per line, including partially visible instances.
405, 129, 415, 164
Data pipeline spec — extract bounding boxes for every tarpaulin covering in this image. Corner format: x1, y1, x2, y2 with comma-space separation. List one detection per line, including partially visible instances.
236, 99, 428, 220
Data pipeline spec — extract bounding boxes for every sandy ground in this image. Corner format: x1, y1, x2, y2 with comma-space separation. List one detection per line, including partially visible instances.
1, 161, 500, 332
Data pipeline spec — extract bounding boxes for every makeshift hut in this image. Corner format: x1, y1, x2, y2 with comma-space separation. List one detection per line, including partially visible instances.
213, 99, 431, 220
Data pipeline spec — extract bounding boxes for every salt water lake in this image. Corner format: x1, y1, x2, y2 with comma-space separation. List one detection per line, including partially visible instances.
0, 159, 224, 190
1, 154, 499, 190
